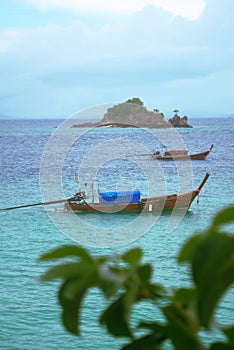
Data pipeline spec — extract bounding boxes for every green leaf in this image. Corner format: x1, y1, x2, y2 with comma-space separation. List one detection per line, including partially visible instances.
210, 343, 234, 350
123, 273, 139, 316
137, 264, 152, 282
122, 333, 165, 350
148, 284, 167, 299
40, 260, 97, 282
191, 233, 234, 327
165, 325, 204, 350
212, 206, 234, 229
177, 235, 202, 264
100, 296, 132, 338
57, 263, 98, 335
134, 264, 165, 300
222, 325, 234, 346
122, 248, 142, 266
98, 265, 123, 298
163, 304, 196, 334
40, 262, 83, 281
163, 305, 203, 349
138, 322, 166, 333
39, 245, 92, 263
173, 288, 197, 306
58, 279, 87, 335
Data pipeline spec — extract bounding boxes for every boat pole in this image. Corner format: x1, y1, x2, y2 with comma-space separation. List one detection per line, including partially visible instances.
0, 198, 70, 211
126, 153, 153, 157
197, 173, 210, 192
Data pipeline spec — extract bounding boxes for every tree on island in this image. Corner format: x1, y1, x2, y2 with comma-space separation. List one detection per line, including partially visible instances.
40, 205, 234, 350
126, 97, 144, 106
153, 108, 165, 118
173, 109, 180, 115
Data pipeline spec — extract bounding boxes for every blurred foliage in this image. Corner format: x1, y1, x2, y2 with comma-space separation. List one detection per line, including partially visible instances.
40, 205, 234, 349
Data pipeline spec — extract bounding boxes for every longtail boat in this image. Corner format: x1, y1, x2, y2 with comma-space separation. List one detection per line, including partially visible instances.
1, 173, 209, 214
64, 173, 209, 214
127, 144, 214, 160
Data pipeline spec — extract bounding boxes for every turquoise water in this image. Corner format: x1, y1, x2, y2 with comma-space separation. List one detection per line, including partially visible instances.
0, 118, 233, 349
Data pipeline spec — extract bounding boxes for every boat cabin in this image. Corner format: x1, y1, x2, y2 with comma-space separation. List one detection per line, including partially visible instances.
164, 149, 188, 156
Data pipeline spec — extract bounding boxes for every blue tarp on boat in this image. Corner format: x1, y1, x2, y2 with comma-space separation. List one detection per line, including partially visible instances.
99, 190, 141, 205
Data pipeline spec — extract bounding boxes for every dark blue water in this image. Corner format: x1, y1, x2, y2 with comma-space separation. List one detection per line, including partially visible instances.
0, 117, 233, 349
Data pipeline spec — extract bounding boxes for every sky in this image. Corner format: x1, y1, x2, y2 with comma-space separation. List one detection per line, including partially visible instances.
0, 0, 234, 119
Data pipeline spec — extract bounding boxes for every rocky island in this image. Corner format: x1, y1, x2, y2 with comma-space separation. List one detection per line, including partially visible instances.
168, 112, 192, 128
72, 98, 192, 128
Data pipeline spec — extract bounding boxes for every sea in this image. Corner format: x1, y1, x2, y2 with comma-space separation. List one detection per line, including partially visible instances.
0, 117, 233, 350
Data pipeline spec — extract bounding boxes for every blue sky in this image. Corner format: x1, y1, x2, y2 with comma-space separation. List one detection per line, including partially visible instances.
0, 0, 233, 118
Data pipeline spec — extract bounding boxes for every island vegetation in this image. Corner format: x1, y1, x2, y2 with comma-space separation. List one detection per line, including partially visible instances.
40, 205, 234, 350
72, 98, 192, 128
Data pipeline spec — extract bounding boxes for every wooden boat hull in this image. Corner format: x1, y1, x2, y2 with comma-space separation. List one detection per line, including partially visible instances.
150, 147, 213, 161
64, 201, 144, 213
64, 191, 196, 213
64, 173, 209, 214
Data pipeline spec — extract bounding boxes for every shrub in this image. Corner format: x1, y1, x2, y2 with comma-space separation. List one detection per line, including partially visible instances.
40, 206, 234, 350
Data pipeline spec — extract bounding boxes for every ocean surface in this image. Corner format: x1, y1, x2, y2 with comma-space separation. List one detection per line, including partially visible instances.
0, 117, 233, 349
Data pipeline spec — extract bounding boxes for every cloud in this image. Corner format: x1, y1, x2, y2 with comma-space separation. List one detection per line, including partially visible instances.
22, 0, 205, 19
0, 30, 22, 54
22, 0, 149, 13
0, 0, 233, 117
1, 3, 232, 71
